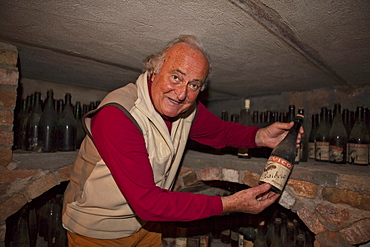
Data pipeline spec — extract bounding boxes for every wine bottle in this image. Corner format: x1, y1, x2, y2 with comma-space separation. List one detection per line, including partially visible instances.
28, 203, 38, 247
329, 104, 348, 163
252, 220, 267, 247
286, 104, 295, 123
278, 112, 286, 123
230, 227, 239, 247
286, 221, 296, 247
57, 93, 77, 151
294, 108, 305, 164
308, 114, 319, 159
238, 99, 252, 159
342, 109, 352, 138
221, 110, 229, 121
56, 99, 64, 121
220, 229, 231, 244
315, 107, 330, 162
89, 101, 96, 111
238, 225, 256, 247
348, 106, 369, 165
20, 95, 32, 150
280, 212, 288, 247
296, 233, 306, 247
270, 218, 283, 247
26, 92, 42, 151
14, 207, 30, 246
259, 113, 304, 194
38, 89, 58, 152
13, 98, 26, 150
83, 104, 89, 116
298, 108, 308, 163
252, 111, 259, 125
75, 101, 85, 149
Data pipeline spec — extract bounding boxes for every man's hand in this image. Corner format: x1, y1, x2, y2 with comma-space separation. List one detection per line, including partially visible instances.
255, 121, 304, 149
221, 183, 280, 214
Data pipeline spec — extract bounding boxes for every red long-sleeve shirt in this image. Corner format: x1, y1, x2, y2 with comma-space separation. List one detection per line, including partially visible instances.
91, 102, 259, 222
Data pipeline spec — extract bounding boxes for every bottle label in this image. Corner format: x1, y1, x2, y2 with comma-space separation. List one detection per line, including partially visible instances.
348, 143, 369, 164
308, 142, 315, 159
259, 155, 292, 191
329, 145, 345, 163
315, 142, 329, 161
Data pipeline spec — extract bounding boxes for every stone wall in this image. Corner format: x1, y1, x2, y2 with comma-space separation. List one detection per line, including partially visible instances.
0, 42, 18, 168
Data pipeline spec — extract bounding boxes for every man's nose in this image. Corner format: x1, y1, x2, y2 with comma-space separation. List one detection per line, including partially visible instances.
175, 83, 188, 101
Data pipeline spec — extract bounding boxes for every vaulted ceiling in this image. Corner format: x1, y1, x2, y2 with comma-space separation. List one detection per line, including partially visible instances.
0, 0, 369, 100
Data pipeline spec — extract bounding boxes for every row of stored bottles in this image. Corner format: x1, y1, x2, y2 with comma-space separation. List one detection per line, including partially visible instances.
308, 104, 369, 165
13, 90, 101, 152
5, 181, 314, 247
188, 101, 369, 165
5, 182, 69, 247
160, 203, 314, 247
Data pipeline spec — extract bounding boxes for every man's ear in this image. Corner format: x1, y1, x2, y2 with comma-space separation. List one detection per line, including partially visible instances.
150, 73, 156, 82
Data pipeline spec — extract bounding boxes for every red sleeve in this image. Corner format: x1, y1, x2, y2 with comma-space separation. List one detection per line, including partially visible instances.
91, 106, 223, 222
190, 102, 260, 149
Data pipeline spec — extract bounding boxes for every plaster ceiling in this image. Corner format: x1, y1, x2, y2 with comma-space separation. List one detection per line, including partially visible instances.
0, 0, 369, 100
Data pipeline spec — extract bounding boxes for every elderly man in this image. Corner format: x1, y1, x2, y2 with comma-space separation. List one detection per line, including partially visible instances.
62, 35, 301, 246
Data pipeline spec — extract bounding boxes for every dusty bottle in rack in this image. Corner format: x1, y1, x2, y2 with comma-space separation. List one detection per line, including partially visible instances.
348, 106, 369, 165
315, 107, 330, 162
308, 114, 319, 159
259, 113, 303, 194
328, 104, 348, 163
38, 89, 58, 152
270, 218, 283, 247
238, 227, 256, 247
238, 99, 252, 159
57, 93, 77, 151
13, 98, 26, 149
286, 104, 295, 123
20, 95, 32, 150
26, 92, 42, 151
294, 108, 305, 164
286, 221, 296, 247
252, 221, 267, 247
296, 233, 306, 247
342, 109, 354, 138
75, 101, 85, 149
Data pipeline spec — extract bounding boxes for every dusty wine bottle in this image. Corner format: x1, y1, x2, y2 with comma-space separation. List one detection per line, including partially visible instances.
315, 107, 330, 162
238, 99, 252, 159
26, 92, 42, 151
259, 113, 303, 194
348, 106, 369, 165
38, 89, 58, 152
329, 104, 348, 163
308, 114, 319, 159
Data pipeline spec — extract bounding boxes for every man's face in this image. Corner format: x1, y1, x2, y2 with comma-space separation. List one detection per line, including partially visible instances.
150, 42, 209, 118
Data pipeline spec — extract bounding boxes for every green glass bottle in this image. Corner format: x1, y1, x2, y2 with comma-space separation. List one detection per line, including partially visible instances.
253, 221, 267, 247
348, 106, 369, 165
315, 107, 330, 162
26, 92, 42, 151
38, 89, 58, 152
75, 101, 85, 149
329, 104, 348, 163
308, 114, 319, 159
57, 93, 77, 151
238, 99, 252, 159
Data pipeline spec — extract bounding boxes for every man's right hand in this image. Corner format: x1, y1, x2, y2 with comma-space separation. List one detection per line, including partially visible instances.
220, 183, 280, 214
